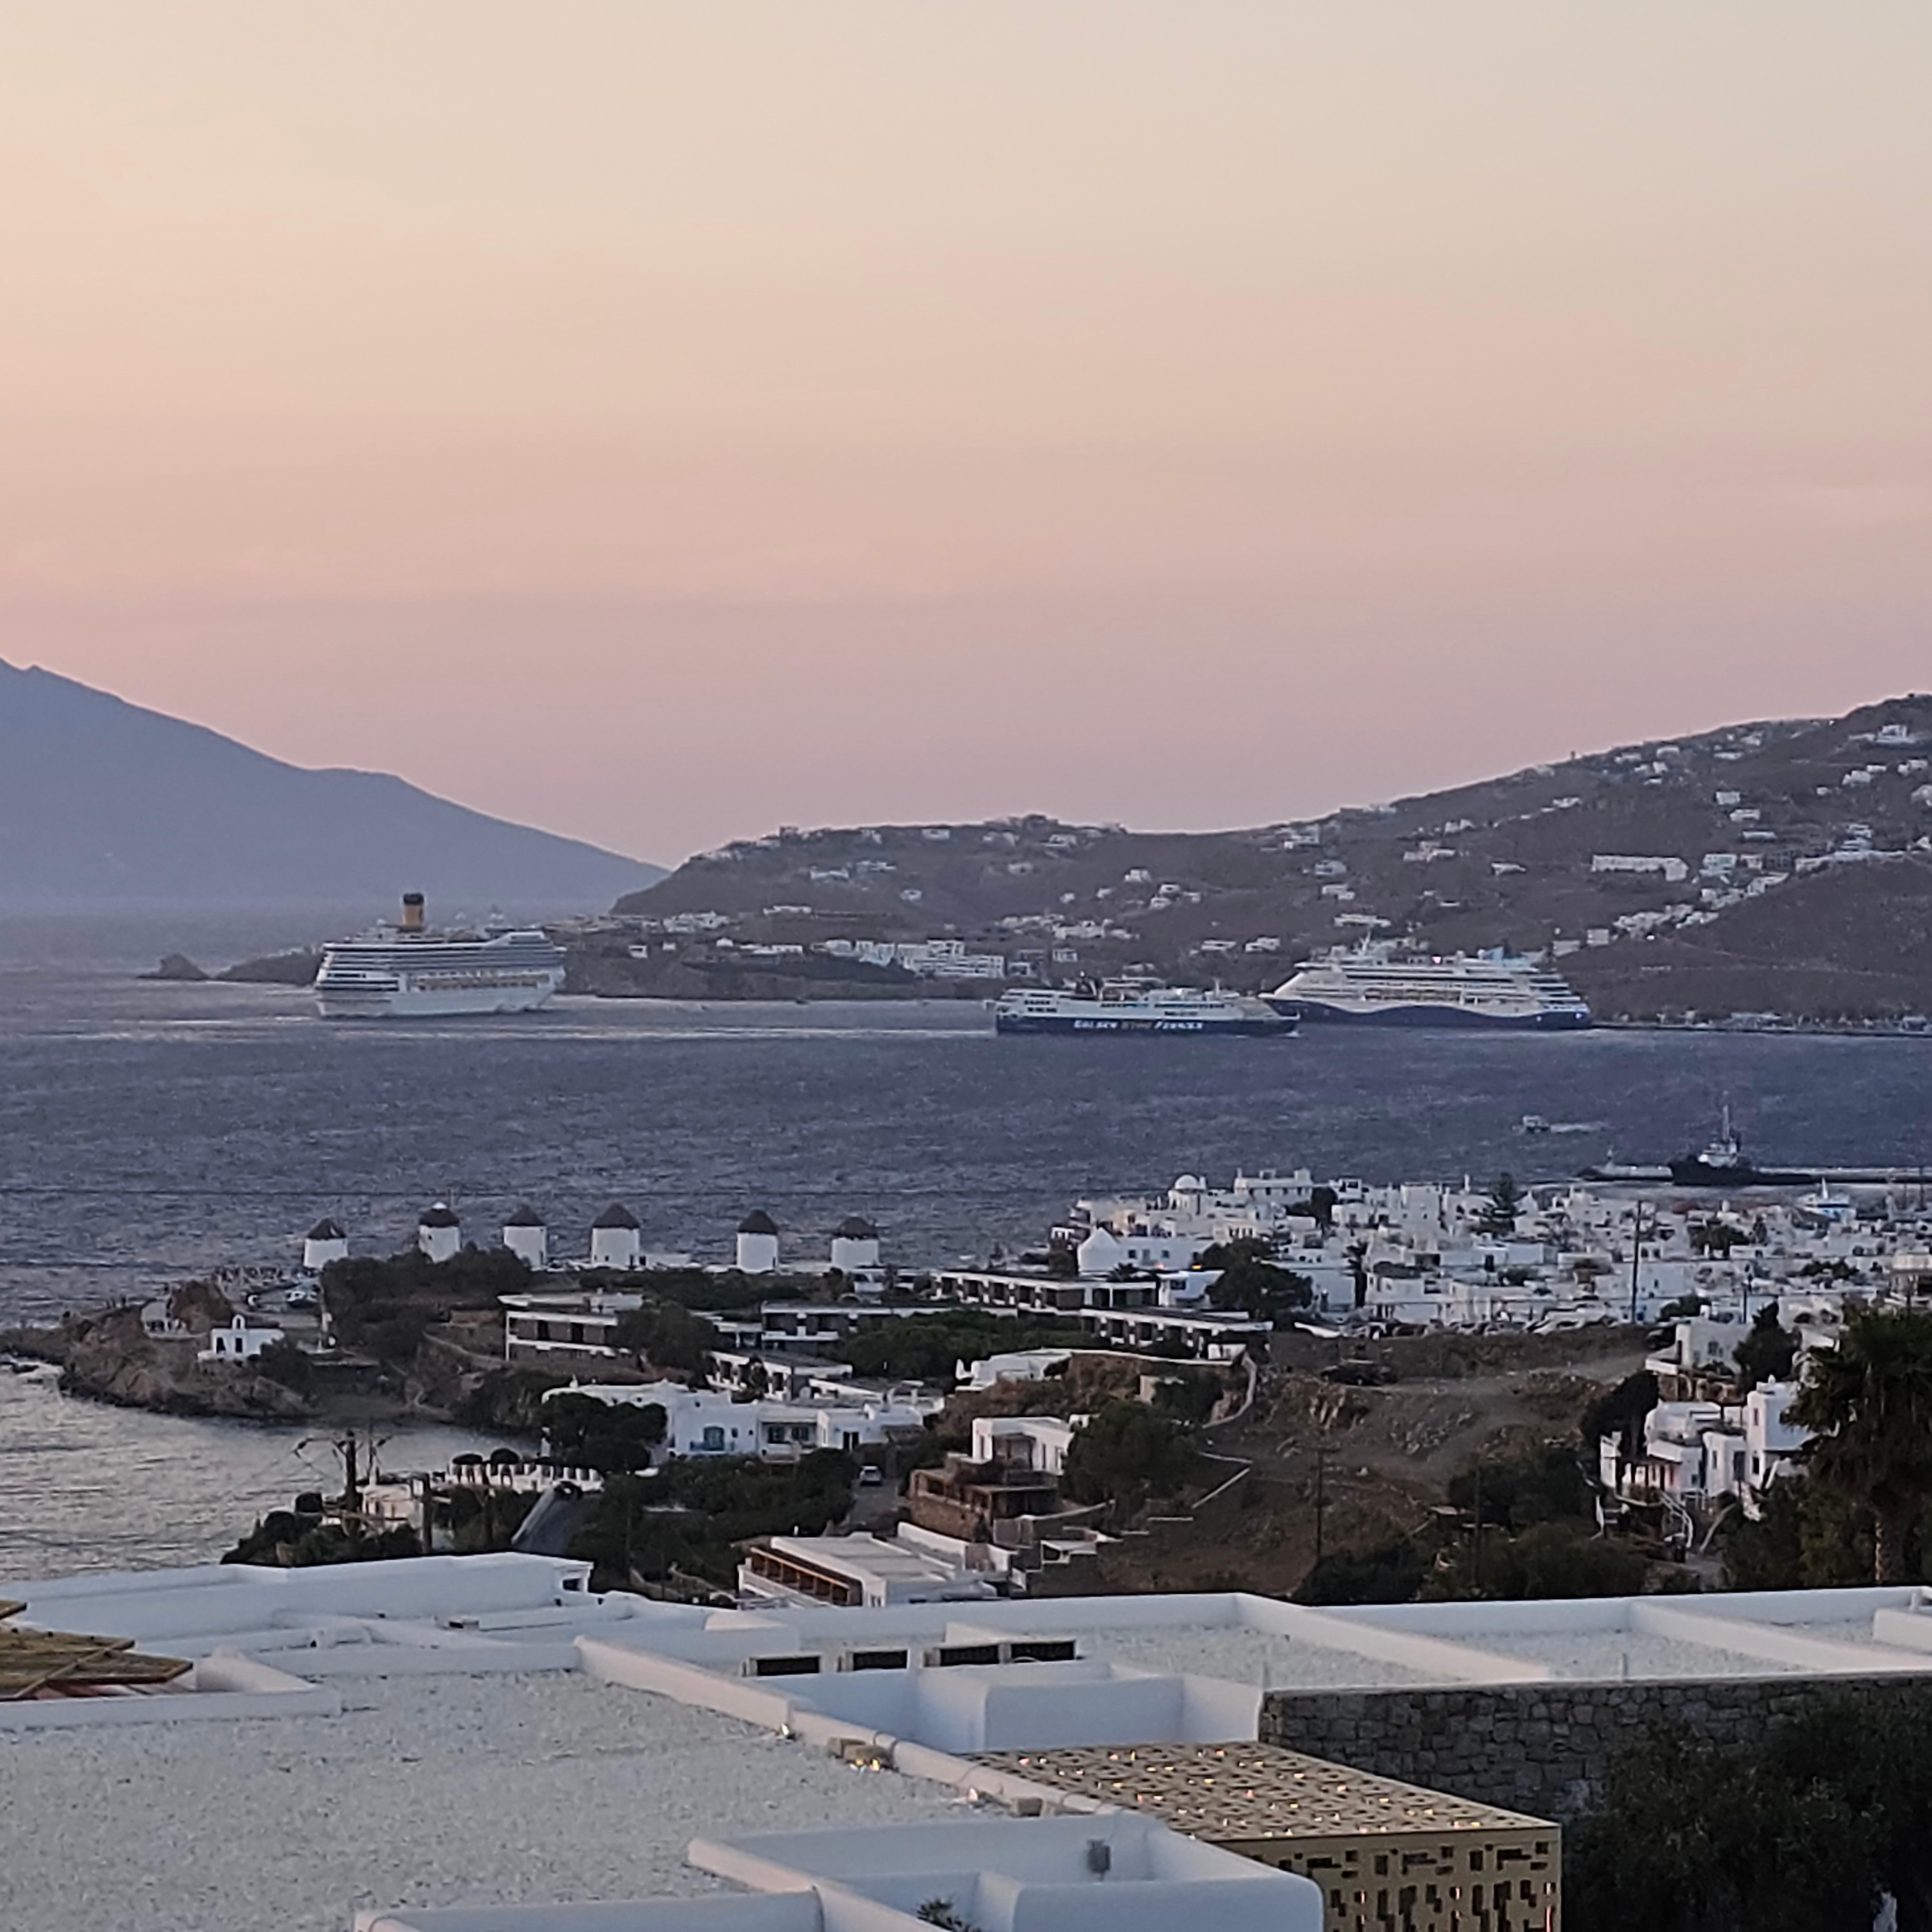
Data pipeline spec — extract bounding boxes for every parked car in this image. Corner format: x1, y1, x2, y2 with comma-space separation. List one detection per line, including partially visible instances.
1320, 1360, 1397, 1387
857, 1466, 886, 1486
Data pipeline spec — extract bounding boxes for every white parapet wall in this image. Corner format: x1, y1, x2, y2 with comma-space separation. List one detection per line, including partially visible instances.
351, 1815, 1322, 1932
0, 1645, 338, 1733
690, 1815, 1323, 1932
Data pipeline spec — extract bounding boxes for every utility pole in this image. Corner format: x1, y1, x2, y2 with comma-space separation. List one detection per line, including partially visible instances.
337, 1432, 362, 1543
1628, 1201, 1645, 1325
1472, 1459, 1485, 1596
1312, 1444, 1327, 1570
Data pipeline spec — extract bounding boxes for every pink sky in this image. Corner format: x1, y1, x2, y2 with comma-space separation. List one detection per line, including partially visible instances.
3, 3, 1929, 865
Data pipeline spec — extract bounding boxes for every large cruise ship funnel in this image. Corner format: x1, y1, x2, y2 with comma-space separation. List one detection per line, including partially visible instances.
400, 892, 426, 931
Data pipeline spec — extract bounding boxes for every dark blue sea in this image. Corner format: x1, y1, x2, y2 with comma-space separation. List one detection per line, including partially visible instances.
3, 911, 1930, 1573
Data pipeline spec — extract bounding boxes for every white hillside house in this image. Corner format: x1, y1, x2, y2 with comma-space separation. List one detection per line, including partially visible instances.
543, 1379, 925, 1461
198, 1315, 286, 1365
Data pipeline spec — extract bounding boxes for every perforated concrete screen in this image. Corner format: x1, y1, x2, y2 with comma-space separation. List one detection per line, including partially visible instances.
981, 1741, 1561, 1932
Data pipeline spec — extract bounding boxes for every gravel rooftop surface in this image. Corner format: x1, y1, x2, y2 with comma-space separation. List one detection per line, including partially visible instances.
1075, 1625, 1433, 1688
1473, 1632, 1804, 1679
0, 1671, 957, 1932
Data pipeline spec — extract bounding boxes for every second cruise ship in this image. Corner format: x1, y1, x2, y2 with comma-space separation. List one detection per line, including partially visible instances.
1262, 947, 1592, 1030
313, 895, 568, 1019
995, 980, 1294, 1037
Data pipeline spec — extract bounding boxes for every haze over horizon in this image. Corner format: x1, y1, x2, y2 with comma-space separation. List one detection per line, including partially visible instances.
4, 3, 1929, 864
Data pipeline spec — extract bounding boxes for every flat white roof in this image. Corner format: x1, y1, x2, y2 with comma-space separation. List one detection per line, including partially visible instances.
2, 1671, 956, 1932
767, 1536, 968, 1586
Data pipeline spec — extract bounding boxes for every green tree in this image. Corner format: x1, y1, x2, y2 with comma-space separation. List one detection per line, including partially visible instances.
1733, 1304, 1798, 1393
1477, 1172, 1523, 1236
1690, 1219, 1743, 1259
1060, 1400, 1200, 1506
1566, 1720, 1871, 1932
1719, 1477, 1882, 1590
612, 1302, 719, 1375
543, 1393, 667, 1472
1422, 1520, 1647, 1601
570, 1450, 856, 1589
1307, 1184, 1338, 1233
1197, 1240, 1314, 1325
1447, 1444, 1593, 1531
839, 1313, 1081, 1384
253, 1336, 314, 1395
1579, 1369, 1658, 1481
1150, 1368, 1222, 1428
1295, 1535, 1427, 1607
1788, 1305, 1932, 1583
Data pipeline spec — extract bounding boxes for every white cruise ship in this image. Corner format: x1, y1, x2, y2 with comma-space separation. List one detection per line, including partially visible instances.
313, 895, 567, 1019
994, 980, 1294, 1037
1263, 948, 1592, 1030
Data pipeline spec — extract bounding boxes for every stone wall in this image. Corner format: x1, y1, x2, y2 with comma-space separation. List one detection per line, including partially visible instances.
1260, 1674, 1932, 1820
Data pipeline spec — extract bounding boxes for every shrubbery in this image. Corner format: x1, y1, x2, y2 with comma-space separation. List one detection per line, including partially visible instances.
838, 1312, 1083, 1385
1300, 1443, 1653, 1606
1568, 1701, 1932, 1932
569, 1449, 857, 1588
321, 1248, 531, 1362
610, 1302, 719, 1374
1061, 1399, 1200, 1506
543, 1393, 667, 1472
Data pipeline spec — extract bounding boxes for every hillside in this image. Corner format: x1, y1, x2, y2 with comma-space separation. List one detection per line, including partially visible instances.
0, 660, 664, 913
612, 694, 1932, 1020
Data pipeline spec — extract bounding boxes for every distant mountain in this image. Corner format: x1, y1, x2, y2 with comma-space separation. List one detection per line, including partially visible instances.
0, 660, 664, 913
614, 694, 1932, 1021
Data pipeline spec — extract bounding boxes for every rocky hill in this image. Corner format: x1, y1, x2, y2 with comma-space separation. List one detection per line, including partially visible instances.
612, 694, 1932, 1020
0, 658, 664, 912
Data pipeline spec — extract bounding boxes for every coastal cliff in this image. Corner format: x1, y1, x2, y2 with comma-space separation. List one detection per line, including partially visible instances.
28, 1305, 312, 1422
6, 1292, 560, 1437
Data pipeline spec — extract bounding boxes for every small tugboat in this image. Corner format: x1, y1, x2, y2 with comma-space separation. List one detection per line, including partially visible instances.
1667, 1107, 1806, 1188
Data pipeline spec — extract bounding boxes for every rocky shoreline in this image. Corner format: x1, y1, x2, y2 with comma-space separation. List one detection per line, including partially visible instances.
1, 1306, 558, 1435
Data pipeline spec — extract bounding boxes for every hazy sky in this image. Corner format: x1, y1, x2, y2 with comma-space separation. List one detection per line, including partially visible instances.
3, 3, 1929, 864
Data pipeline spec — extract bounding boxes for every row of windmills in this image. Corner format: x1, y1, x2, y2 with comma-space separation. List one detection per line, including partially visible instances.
301, 1206, 883, 1277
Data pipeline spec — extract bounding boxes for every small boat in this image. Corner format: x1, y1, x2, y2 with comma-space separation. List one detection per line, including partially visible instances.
1667, 1107, 1807, 1188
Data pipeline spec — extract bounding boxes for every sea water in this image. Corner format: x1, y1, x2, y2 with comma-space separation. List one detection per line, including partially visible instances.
2, 932, 1930, 1570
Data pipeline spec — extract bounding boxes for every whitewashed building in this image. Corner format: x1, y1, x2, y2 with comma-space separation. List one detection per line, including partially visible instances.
544, 1378, 927, 1462
197, 1315, 286, 1364
417, 1202, 461, 1264
589, 1201, 643, 1271
502, 1204, 548, 1269
736, 1210, 781, 1274
829, 1215, 881, 1274
301, 1217, 348, 1272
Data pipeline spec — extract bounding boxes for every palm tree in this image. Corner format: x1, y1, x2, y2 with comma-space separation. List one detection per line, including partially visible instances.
1787, 1307, 1932, 1583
